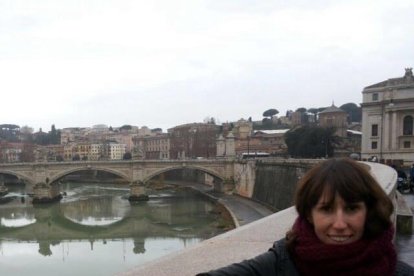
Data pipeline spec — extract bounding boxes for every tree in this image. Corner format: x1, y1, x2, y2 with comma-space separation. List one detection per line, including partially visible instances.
19, 143, 35, 162
56, 155, 64, 162
262, 117, 271, 125
308, 108, 319, 123
340, 103, 362, 123
285, 126, 339, 158
262, 109, 279, 119
317, 107, 327, 113
120, 125, 132, 131
295, 107, 307, 113
0, 124, 20, 141
203, 116, 217, 124
34, 130, 50, 145
49, 124, 60, 144
123, 152, 132, 160
72, 154, 80, 161
20, 125, 34, 134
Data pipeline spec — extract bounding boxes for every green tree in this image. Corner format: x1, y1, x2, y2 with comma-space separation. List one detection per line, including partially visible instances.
123, 152, 132, 160
295, 107, 307, 113
34, 129, 50, 145
56, 155, 64, 162
340, 103, 362, 123
285, 126, 339, 158
120, 125, 132, 131
308, 108, 319, 123
19, 143, 35, 162
49, 124, 60, 144
262, 108, 279, 119
0, 124, 20, 141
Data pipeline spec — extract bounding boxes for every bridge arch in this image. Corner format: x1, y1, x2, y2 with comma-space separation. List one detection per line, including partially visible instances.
49, 167, 132, 184
143, 165, 225, 184
0, 170, 34, 186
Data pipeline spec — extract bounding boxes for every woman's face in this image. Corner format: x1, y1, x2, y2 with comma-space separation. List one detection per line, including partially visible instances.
310, 191, 367, 245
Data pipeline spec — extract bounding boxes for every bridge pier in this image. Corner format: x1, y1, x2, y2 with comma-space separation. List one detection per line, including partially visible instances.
32, 183, 62, 204
0, 175, 8, 196
128, 181, 149, 202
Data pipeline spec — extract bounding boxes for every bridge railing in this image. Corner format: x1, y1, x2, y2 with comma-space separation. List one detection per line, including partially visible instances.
118, 161, 403, 276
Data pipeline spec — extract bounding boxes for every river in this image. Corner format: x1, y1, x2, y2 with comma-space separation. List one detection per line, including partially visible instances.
0, 182, 231, 275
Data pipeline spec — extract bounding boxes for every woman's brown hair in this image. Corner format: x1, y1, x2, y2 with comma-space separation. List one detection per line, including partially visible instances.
293, 158, 393, 239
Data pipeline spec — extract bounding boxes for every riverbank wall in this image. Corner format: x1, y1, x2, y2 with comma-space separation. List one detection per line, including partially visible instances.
234, 159, 316, 211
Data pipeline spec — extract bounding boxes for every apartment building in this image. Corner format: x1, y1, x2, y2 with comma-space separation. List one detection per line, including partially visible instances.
108, 143, 126, 160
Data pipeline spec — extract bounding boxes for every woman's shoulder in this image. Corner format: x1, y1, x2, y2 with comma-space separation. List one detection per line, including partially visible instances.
396, 260, 414, 276
269, 238, 299, 275
270, 238, 290, 259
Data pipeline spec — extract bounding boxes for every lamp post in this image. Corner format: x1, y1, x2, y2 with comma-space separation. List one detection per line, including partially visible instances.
247, 135, 250, 157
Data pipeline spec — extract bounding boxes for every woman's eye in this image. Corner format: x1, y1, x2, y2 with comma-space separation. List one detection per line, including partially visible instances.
319, 205, 332, 212
345, 204, 360, 212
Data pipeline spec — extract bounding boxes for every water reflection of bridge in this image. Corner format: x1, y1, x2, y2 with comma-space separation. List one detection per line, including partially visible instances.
0, 191, 224, 257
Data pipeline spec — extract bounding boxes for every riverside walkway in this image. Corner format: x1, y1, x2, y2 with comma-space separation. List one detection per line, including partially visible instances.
167, 181, 274, 226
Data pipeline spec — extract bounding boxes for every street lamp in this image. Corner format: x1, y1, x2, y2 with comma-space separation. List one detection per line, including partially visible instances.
247, 134, 250, 157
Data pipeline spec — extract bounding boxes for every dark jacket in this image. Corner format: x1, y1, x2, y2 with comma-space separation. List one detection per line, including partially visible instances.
197, 239, 414, 276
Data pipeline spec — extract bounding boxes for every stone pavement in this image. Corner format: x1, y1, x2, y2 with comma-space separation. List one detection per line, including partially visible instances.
396, 192, 414, 267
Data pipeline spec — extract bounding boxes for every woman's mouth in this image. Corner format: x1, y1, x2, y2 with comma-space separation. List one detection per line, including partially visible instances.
328, 235, 352, 243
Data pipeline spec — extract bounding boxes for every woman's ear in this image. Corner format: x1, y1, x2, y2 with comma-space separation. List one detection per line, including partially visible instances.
307, 214, 313, 224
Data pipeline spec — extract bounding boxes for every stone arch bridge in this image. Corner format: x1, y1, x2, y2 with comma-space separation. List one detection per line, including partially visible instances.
0, 159, 316, 202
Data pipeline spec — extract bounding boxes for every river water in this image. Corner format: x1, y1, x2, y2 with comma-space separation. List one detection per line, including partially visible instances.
0, 182, 229, 275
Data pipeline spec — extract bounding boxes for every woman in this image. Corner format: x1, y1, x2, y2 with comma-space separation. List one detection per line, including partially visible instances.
197, 158, 414, 275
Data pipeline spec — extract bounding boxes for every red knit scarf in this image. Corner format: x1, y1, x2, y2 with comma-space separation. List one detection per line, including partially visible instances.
291, 216, 396, 276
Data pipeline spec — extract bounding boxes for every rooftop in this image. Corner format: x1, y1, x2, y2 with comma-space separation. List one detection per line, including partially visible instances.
364, 68, 414, 89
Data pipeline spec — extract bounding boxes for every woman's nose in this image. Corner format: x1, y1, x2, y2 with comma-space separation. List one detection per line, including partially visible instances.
332, 211, 347, 229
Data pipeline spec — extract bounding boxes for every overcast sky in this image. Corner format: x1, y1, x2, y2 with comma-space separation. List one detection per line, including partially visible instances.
1, 0, 413, 132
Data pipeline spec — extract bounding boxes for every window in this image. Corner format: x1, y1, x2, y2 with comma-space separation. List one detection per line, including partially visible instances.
371, 124, 378, 137
371, 141, 377, 149
372, 93, 378, 101
403, 115, 413, 135
403, 141, 411, 148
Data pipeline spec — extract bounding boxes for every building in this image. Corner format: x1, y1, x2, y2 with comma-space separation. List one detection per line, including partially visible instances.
232, 119, 253, 139
361, 68, 414, 165
90, 144, 103, 161
0, 142, 23, 163
234, 129, 289, 157
135, 134, 170, 160
318, 104, 348, 137
107, 143, 126, 160
168, 123, 218, 159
